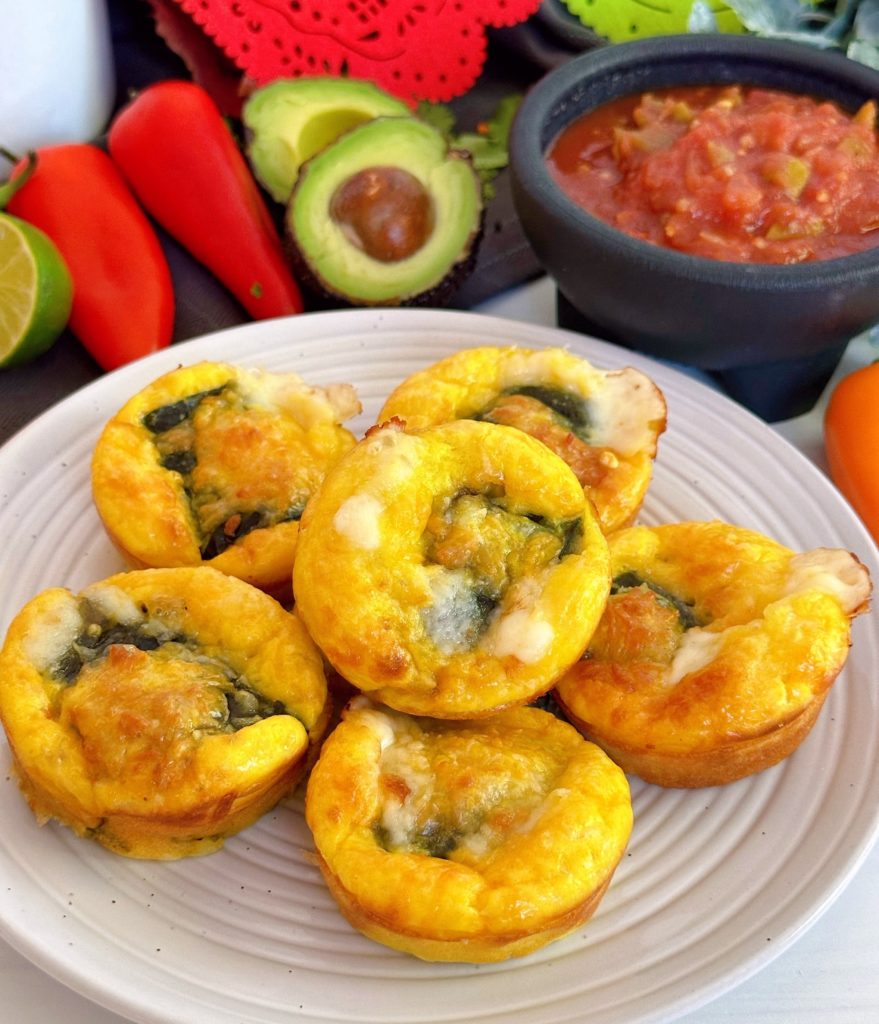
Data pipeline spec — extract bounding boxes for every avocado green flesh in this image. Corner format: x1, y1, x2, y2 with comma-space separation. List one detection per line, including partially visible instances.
288, 116, 483, 305
243, 77, 411, 204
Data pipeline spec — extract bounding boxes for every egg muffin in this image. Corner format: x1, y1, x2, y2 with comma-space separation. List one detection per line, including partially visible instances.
554, 521, 872, 787
292, 418, 611, 718
91, 362, 361, 599
0, 567, 329, 858
306, 699, 632, 962
377, 345, 666, 533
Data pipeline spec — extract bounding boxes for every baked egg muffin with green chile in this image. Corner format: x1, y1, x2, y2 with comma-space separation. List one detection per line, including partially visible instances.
378, 346, 667, 534
91, 362, 361, 600
0, 567, 329, 859
306, 698, 632, 962
292, 418, 611, 719
554, 521, 872, 788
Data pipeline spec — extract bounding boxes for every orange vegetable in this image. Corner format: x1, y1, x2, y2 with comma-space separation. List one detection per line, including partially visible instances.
824, 361, 879, 543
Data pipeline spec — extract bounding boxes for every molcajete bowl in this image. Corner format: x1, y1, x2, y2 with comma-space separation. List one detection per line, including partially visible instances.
509, 34, 879, 420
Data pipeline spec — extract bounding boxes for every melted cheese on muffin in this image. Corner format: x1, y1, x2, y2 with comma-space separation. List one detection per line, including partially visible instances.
0, 567, 329, 858
305, 700, 632, 961
91, 362, 360, 597
293, 418, 610, 718
555, 521, 871, 787
377, 345, 667, 533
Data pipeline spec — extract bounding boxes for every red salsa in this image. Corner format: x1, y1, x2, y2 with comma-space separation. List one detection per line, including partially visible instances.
547, 85, 879, 263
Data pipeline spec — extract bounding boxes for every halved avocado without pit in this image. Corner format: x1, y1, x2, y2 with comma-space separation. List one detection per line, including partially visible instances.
286, 116, 484, 306
243, 77, 411, 204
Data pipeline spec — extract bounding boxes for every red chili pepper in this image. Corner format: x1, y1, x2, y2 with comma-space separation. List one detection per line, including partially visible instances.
5, 144, 175, 371
108, 80, 303, 320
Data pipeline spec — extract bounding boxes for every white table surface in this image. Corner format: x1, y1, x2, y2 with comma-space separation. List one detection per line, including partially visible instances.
1, 275, 877, 1023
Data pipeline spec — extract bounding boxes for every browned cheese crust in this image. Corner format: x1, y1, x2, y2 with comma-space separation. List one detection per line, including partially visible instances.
306, 700, 632, 961
554, 521, 872, 787
0, 566, 329, 858
91, 361, 360, 599
293, 417, 611, 718
377, 345, 667, 533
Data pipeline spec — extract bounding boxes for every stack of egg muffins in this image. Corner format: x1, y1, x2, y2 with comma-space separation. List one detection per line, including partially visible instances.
0, 345, 870, 963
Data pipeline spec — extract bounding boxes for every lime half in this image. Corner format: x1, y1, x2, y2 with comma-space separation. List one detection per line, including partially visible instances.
0, 212, 73, 368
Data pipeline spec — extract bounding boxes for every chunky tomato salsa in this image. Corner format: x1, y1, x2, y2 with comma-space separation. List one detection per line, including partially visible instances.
547, 85, 879, 263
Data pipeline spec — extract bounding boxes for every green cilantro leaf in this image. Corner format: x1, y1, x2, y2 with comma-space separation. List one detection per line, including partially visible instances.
416, 95, 523, 203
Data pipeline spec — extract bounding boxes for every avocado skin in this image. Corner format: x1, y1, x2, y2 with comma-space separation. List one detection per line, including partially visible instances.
285, 118, 485, 307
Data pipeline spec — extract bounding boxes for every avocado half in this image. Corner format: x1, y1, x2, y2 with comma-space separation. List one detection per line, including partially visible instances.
287, 117, 484, 306
243, 77, 411, 204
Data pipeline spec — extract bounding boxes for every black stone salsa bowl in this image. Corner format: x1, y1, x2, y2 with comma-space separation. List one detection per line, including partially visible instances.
509, 34, 879, 420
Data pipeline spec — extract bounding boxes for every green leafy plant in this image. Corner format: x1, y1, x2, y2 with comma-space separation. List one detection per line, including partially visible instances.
417, 95, 523, 202
693, 0, 879, 67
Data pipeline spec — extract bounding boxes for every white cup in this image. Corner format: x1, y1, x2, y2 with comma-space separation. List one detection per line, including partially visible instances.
0, 0, 115, 168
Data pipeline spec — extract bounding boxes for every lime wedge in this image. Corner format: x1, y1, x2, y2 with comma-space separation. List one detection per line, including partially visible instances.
0, 212, 73, 367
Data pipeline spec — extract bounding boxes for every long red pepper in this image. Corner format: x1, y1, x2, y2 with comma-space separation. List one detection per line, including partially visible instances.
108, 80, 303, 320
5, 144, 175, 371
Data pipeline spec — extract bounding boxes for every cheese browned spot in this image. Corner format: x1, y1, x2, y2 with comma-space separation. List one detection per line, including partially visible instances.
0, 567, 329, 859
37, 586, 289, 734
497, 350, 664, 457
144, 379, 314, 557
362, 704, 562, 861
89, 361, 361, 594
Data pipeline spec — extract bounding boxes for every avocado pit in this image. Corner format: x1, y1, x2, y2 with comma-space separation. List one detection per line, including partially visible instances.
330, 166, 435, 263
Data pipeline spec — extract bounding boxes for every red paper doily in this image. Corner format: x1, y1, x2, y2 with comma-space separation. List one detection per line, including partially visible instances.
171, 0, 543, 103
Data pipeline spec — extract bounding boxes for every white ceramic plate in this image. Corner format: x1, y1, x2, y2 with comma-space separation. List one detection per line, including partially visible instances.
0, 309, 877, 1024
